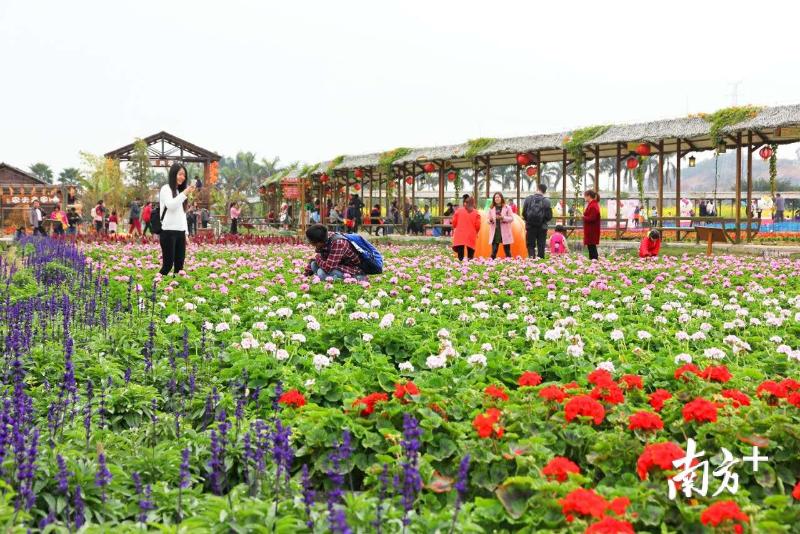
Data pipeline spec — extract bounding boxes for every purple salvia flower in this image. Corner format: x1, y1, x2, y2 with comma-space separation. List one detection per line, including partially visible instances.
326, 430, 352, 534
56, 454, 70, 494
139, 484, 154, 523
272, 381, 283, 413
400, 413, 422, 528
83, 380, 93, 448
180, 447, 191, 489
124, 367, 131, 384
188, 365, 197, 397
95, 452, 112, 502
132, 472, 143, 495
182, 327, 189, 359
38, 511, 56, 530
242, 432, 252, 485
449, 454, 471, 533
73, 485, 85, 528
302, 463, 316, 529
373, 463, 389, 533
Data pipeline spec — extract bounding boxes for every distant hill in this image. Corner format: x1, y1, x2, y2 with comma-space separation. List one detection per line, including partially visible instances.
677, 153, 800, 192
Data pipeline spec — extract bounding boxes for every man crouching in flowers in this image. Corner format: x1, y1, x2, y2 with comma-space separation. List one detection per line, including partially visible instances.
303, 224, 366, 281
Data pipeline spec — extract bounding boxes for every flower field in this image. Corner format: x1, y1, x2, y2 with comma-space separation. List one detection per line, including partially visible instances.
2, 238, 800, 533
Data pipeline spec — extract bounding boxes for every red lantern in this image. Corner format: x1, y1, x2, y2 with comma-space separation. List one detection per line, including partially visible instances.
354, 168, 364, 178
626, 157, 639, 170
405, 176, 414, 185
635, 143, 651, 156
353, 184, 361, 191
446, 170, 457, 182
759, 146, 774, 160
516, 153, 532, 166
320, 173, 330, 183
525, 165, 538, 177
423, 162, 436, 173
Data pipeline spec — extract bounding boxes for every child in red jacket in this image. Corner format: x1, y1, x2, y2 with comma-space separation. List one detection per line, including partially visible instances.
639, 230, 661, 258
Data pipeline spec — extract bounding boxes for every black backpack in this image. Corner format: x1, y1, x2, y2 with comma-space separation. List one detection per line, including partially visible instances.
525, 195, 548, 226
151, 205, 167, 235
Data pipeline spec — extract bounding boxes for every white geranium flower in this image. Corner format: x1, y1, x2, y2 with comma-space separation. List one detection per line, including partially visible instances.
610, 329, 624, 341
362, 333, 374, 342
327, 347, 340, 358
596, 361, 615, 373
467, 354, 487, 367
426, 354, 447, 369
253, 322, 267, 331
291, 333, 307, 343
313, 354, 331, 370
183, 303, 196, 311
214, 322, 229, 332
398, 361, 415, 372
674, 353, 693, 364
165, 314, 181, 324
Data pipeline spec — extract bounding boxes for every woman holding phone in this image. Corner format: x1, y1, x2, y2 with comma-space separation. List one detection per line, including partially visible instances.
159, 163, 195, 276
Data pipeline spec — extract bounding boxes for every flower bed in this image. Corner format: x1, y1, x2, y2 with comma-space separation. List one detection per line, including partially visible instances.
2, 238, 800, 532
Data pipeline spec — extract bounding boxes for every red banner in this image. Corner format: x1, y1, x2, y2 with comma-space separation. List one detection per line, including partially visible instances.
281, 178, 301, 200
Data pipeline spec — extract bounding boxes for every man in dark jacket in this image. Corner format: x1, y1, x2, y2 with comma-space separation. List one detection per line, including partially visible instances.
522, 183, 552, 259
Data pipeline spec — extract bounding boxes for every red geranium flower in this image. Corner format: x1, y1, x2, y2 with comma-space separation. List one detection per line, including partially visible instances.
393, 381, 419, 401
590, 383, 625, 405
518, 371, 542, 387
682, 397, 718, 424
353, 392, 388, 416
565, 395, 605, 425
542, 456, 581, 482
628, 411, 664, 432
780, 378, 800, 392
788, 392, 800, 409
607, 496, 630, 516
278, 389, 307, 408
721, 389, 751, 408
484, 384, 509, 402
700, 500, 749, 533
757, 380, 788, 401
637, 441, 685, 480
564, 381, 581, 390
793, 481, 800, 500
648, 389, 672, 412
674, 363, 701, 381
700, 365, 732, 383
560, 488, 608, 522
585, 517, 635, 534
588, 369, 614, 387
539, 385, 567, 403
472, 408, 503, 439
619, 374, 643, 390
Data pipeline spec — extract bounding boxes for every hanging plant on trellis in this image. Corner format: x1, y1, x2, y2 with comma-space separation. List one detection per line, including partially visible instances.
768, 143, 778, 198
703, 105, 762, 151
563, 125, 610, 202
377, 148, 411, 177
634, 156, 646, 207
464, 138, 495, 160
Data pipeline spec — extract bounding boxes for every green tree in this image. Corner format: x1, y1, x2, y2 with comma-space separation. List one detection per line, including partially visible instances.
30, 162, 54, 184
79, 152, 126, 213
58, 167, 81, 184
126, 139, 151, 200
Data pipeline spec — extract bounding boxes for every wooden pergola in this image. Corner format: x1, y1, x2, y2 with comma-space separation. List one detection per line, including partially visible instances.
105, 131, 221, 208
295, 104, 800, 243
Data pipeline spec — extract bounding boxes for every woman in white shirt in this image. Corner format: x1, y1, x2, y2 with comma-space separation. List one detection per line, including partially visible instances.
158, 164, 195, 276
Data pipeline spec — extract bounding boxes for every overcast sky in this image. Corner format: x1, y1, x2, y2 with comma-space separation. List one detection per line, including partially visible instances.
2, 0, 799, 174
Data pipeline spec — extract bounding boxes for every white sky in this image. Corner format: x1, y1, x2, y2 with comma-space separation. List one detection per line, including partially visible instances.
2, 0, 799, 174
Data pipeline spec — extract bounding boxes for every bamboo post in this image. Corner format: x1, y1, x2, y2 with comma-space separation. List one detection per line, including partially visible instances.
746, 131, 753, 242
515, 164, 521, 208
485, 158, 491, 202
676, 139, 682, 241
735, 132, 742, 243
562, 149, 567, 226
657, 141, 664, 228
615, 143, 622, 239
593, 145, 600, 192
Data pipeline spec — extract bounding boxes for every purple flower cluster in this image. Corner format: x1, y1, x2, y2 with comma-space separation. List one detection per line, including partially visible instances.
400, 413, 422, 527
95, 452, 112, 502
326, 430, 352, 534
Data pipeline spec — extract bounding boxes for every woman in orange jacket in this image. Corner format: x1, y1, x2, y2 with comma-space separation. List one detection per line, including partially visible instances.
451, 196, 482, 260
639, 230, 661, 258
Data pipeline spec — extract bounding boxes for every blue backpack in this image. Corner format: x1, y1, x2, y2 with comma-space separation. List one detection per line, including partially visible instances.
334, 233, 384, 274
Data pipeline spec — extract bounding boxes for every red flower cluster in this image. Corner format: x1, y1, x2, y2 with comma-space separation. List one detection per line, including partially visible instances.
648, 389, 672, 411
700, 365, 732, 383
619, 374, 643, 390
793, 481, 800, 500
585, 517, 635, 533
789, 392, 800, 409
628, 411, 664, 432
682, 397, 718, 424
539, 385, 567, 403
278, 389, 307, 408
518, 371, 542, 387
565, 395, 606, 425
590, 383, 625, 405
588, 369, 614, 387
637, 441, 684, 480
353, 392, 388, 416
674, 363, 701, 381
700, 500, 749, 533
560, 488, 630, 523
542, 456, 581, 482
756, 380, 787, 400
484, 384, 509, 402
472, 408, 504, 438
393, 381, 419, 402
721, 389, 751, 407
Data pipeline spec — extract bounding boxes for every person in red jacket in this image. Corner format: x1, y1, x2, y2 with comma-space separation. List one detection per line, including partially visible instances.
582, 189, 601, 260
639, 229, 661, 258
451, 196, 482, 260
142, 202, 153, 235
